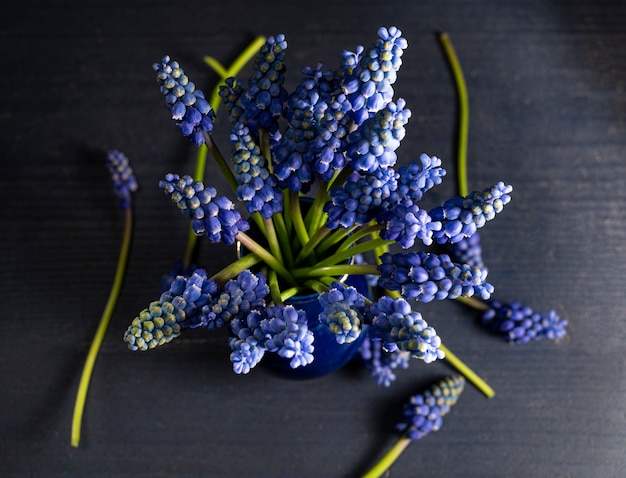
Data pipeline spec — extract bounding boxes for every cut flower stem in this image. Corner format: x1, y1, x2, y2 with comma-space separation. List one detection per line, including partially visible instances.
71, 207, 133, 447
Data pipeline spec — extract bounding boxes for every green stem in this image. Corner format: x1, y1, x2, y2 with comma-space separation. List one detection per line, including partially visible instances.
336, 223, 385, 253
294, 225, 332, 265
272, 212, 294, 269
317, 225, 358, 255
292, 263, 379, 280
456, 295, 490, 311
236, 232, 297, 287
440, 32, 469, 197
289, 190, 310, 249
263, 216, 284, 266
210, 252, 263, 285
203, 132, 238, 194
268, 269, 283, 305
71, 207, 133, 447
327, 163, 354, 190
304, 178, 329, 231
314, 238, 393, 269
439, 343, 495, 398
303, 279, 330, 295
361, 435, 412, 478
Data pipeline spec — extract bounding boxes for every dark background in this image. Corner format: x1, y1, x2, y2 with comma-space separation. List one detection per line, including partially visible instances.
2, 0, 625, 476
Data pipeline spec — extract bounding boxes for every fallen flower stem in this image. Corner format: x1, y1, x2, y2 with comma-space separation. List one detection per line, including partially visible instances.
361, 434, 412, 478
71, 207, 133, 447
439, 31, 469, 197
439, 343, 495, 398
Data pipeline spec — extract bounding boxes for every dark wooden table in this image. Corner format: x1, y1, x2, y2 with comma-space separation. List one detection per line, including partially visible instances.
2, 0, 625, 476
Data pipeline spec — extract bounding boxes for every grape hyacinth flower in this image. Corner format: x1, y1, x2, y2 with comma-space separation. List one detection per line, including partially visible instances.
430, 182, 513, 244
396, 375, 465, 440
380, 200, 441, 248
324, 166, 398, 229
229, 122, 283, 218
233, 34, 289, 135
106, 150, 138, 209
318, 282, 367, 344
362, 375, 465, 478
153, 55, 215, 146
396, 153, 446, 202
261, 305, 315, 369
201, 270, 269, 330
377, 251, 493, 302
345, 99, 411, 173
341, 26, 408, 125
481, 300, 568, 343
359, 334, 411, 387
123, 269, 219, 350
159, 173, 249, 245
368, 296, 444, 363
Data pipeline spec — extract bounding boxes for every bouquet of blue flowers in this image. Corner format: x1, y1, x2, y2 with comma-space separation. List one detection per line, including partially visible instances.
70, 28, 569, 476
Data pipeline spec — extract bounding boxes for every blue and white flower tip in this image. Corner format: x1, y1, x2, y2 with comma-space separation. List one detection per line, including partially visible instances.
106, 150, 138, 209
153, 55, 215, 146
396, 375, 465, 441
481, 300, 568, 344
159, 173, 250, 245
430, 182, 513, 244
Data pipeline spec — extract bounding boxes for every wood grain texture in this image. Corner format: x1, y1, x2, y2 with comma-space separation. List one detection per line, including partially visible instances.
1, 0, 625, 476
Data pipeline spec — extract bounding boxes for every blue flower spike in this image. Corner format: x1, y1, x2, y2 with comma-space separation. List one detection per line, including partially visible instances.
377, 251, 494, 302
481, 300, 568, 343
153, 55, 215, 146
368, 295, 444, 363
359, 334, 411, 387
318, 282, 367, 344
397, 375, 465, 440
430, 182, 513, 244
363, 375, 465, 477
159, 173, 250, 245
229, 122, 283, 218
106, 149, 138, 209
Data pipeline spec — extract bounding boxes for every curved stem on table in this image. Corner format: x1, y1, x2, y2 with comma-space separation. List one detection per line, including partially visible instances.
71, 207, 133, 447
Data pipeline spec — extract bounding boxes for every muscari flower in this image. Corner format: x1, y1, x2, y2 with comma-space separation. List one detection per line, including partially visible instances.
228, 304, 315, 373
106, 149, 138, 209
230, 123, 283, 218
377, 252, 494, 302
260, 305, 315, 369
201, 270, 269, 331
345, 99, 411, 173
324, 166, 398, 229
153, 55, 215, 146
318, 282, 367, 344
396, 375, 465, 441
124, 268, 218, 350
274, 64, 347, 191
380, 199, 441, 248
396, 153, 446, 203
367, 295, 444, 363
159, 173, 249, 245
341, 26, 408, 125
359, 334, 411, 387
430, 182, 513, 244
236, 34, 289, 134
481, 300, 568, 344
